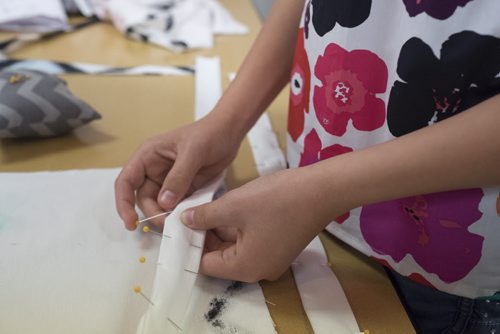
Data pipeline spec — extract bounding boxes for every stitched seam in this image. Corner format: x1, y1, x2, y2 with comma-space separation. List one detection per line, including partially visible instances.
441, 298, 461, 334
446, 298, 473, 334
460, 299, 475, 334
467, 319, 500, 326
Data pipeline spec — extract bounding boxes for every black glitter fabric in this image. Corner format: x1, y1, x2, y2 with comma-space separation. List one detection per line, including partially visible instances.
204, 281, 244, 331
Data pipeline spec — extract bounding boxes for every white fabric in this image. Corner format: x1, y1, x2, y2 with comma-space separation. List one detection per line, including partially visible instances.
182, 277, 277, 333
70, 0, 96, 17
0, 169, 160, 334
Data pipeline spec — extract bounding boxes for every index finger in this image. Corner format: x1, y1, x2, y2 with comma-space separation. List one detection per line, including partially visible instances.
115, 159, 146, 230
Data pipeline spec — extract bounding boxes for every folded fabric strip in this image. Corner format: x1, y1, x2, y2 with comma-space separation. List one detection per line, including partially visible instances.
292, 238, 362, 334
0, 58, 193, 75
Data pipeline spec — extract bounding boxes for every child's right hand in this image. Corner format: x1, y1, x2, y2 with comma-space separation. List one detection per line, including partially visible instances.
114, 114, 242, 230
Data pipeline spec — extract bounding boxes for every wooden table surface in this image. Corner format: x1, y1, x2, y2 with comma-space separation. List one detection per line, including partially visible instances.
0, 1, 414, 333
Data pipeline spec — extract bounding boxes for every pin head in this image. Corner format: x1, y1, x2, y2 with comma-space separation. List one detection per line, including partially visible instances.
133, 284, 155, 306
143, 226, 150, 233
139, 256, 146, 263
9, 73, 29, 84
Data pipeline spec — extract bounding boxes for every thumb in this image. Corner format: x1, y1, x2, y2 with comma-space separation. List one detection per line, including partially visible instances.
158, 152, 199, 210
181, 202, 221, 231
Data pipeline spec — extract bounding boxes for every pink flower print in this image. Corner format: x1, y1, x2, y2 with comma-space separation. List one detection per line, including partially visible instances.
288, 28, 311, 141
360, 189, 484, 283
299, 129, 352, 223
298, 128, 353, 166
313, 44, 387, 136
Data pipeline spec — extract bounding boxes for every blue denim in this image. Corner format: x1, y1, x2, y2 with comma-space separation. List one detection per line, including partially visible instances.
387, 269, 500, 334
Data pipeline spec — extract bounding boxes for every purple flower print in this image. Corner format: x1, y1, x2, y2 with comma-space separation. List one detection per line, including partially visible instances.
360, 189, 484, 283
402, 0, 473, 20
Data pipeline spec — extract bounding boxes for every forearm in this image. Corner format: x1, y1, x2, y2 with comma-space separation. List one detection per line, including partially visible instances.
304, 94, 500, 223
210, 0, 304, 140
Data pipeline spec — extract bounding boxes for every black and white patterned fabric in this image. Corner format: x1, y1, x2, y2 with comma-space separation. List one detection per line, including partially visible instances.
0, 70, 101, 138
0, 58, 194, 76
103, 0, 248, 52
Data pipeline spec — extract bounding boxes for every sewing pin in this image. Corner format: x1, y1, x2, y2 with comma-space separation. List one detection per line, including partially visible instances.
168, 318, 182, 331
265, 299, 276, 306
135, 211, 173, 226
139, 256, 146, 263
142, 226, 164, 237
133, 285, 154, 306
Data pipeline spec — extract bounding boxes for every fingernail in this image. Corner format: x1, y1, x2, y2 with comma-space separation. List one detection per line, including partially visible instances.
160, 190, 177, 208
181, 209, 194, 227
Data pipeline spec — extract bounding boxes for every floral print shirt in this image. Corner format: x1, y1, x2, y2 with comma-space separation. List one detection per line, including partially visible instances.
287, 0, 500, 298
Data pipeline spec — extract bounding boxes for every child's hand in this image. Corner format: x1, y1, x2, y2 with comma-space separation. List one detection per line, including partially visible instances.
180, 168, 339, 282
115, 115, 242, 230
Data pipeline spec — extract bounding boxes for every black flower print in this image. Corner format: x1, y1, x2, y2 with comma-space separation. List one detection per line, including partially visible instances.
387, 31, 500, 137
307, 0, 371, 37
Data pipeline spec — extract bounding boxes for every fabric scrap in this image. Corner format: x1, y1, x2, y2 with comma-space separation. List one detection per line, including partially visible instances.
0, 58, 193, 76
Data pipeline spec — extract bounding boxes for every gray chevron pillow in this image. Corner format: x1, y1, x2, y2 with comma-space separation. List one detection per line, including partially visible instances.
0, 70, 101, 139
